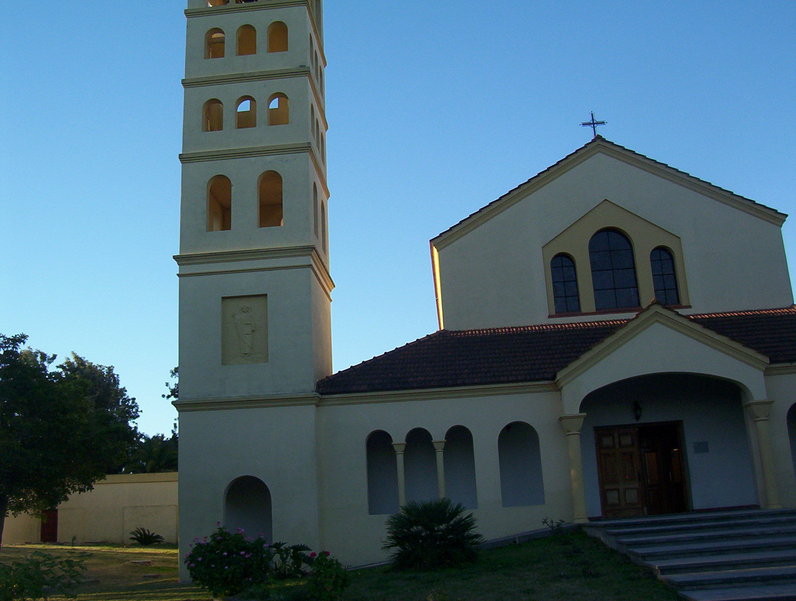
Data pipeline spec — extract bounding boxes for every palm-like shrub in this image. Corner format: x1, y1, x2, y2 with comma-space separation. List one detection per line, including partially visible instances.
383, 498, 483, 570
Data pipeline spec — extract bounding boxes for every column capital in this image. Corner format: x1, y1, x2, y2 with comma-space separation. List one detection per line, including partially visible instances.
432, 440, 446, 452
392, 442, 406, 454
744, 399, 774, 421
559, 413, 587, 435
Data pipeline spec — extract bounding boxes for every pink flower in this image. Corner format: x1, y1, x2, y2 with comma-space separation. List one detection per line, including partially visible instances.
322, 551, 331, 556
309, 552, 317, 558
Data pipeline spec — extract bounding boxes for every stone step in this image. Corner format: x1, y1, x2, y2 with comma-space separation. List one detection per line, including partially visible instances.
617, 524, 796, 547
589, 509, 796, 533
680, 582, 796, 601
663, 566, 796, 589
629, 535, 796, 560
603, 515, 796, 538
652, 550, 796, 575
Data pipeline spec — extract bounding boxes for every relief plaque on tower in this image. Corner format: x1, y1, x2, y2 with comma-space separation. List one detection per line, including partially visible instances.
221, 295, 268, 365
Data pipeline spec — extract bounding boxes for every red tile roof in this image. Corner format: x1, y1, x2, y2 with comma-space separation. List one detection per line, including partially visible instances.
316, 306, 796, 395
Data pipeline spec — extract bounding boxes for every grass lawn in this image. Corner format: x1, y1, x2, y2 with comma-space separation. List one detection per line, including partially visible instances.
0, 531, 680, 601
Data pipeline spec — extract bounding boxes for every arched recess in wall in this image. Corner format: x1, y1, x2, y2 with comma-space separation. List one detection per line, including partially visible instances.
444, 426, 477, 508
312, 183, 319, 238
236, 96, 256, 129
404, 428, 437, 503
268, 94, 289, 125
224, 476, 272, 541
205, 28, 225, 59
320, 200, 328, 253
498, 421, 544, 507
788, 404, 796, 481
258, 171, 283, 227
366, 430, 399, 515
203, 99, 223, 132
236, 25, 256, 55
267, 21, 288, 52
207, 175, 231, 231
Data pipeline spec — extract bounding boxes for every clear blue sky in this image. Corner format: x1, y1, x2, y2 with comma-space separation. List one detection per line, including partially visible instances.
2, 1, 795, 435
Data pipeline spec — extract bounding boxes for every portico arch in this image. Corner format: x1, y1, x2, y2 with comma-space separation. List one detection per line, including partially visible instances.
579, 373, 757, 518
224, 476, 272, 541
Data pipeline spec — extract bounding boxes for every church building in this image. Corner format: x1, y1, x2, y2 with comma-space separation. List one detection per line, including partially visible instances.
175, 0, 796, 572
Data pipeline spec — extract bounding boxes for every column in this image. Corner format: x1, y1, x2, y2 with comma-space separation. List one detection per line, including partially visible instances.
559, 413, 588, 523
392, 442, 407, 507
433, 440, 446, 499
745, 400, 781, 509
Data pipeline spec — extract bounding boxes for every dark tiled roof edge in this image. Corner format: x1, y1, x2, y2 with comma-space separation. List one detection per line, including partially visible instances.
316, 306, 796, 395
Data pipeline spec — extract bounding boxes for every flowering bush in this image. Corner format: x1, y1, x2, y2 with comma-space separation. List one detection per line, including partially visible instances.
184, 526, 327, 598
306, 551, 349, 601
185, 526, 274, 597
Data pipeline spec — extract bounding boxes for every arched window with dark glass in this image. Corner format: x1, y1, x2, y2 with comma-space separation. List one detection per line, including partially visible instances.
650, 247, 680, 305
589, 229, 639, 310
551, 254, 580, 313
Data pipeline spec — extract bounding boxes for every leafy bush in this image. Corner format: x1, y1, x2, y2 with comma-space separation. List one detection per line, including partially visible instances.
383, 498, 483, 570
129, 527, 164, 546
269, 542, 311, 580
185, 526, 274, 597
306, 551, 349, 601
185, 527, 317, 598
0, 551, 87, 601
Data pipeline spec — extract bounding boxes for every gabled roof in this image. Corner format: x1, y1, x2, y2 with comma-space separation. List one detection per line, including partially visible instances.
315, 306, 796, 395
431, 137, 786, 250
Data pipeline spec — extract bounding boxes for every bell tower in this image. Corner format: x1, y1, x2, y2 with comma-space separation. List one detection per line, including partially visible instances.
176, 0, 331, 577
177, 0, 331, 401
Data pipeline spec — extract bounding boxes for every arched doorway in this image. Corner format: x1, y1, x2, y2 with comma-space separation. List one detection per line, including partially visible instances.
580, 373, 756, 518
224, 476, 272, 541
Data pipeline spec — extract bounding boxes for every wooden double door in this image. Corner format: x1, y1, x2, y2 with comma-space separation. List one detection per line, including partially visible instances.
595, 422, 688, 518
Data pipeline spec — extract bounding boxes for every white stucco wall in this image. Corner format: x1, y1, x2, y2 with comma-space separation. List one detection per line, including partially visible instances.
315, 387, 571, 566
435, 150, 792, 330
1, 473, 178, 546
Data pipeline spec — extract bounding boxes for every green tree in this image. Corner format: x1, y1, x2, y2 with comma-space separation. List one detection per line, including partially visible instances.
0, 334, 140, 547
122, 430, 178, 474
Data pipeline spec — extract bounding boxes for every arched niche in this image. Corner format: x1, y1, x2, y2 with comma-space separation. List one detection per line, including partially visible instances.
224, 476, 272, 541
366, 430, 398, 515
404, 428, 437, 503
498, 421, 544, 507
444, 426, 477, 508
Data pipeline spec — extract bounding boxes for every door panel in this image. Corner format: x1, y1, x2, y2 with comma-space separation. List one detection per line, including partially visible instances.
596, 427, 643, 517
596, 422, 688, 517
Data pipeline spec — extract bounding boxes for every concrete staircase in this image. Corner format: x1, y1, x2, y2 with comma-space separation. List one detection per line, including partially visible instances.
584, 509, 796, 601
